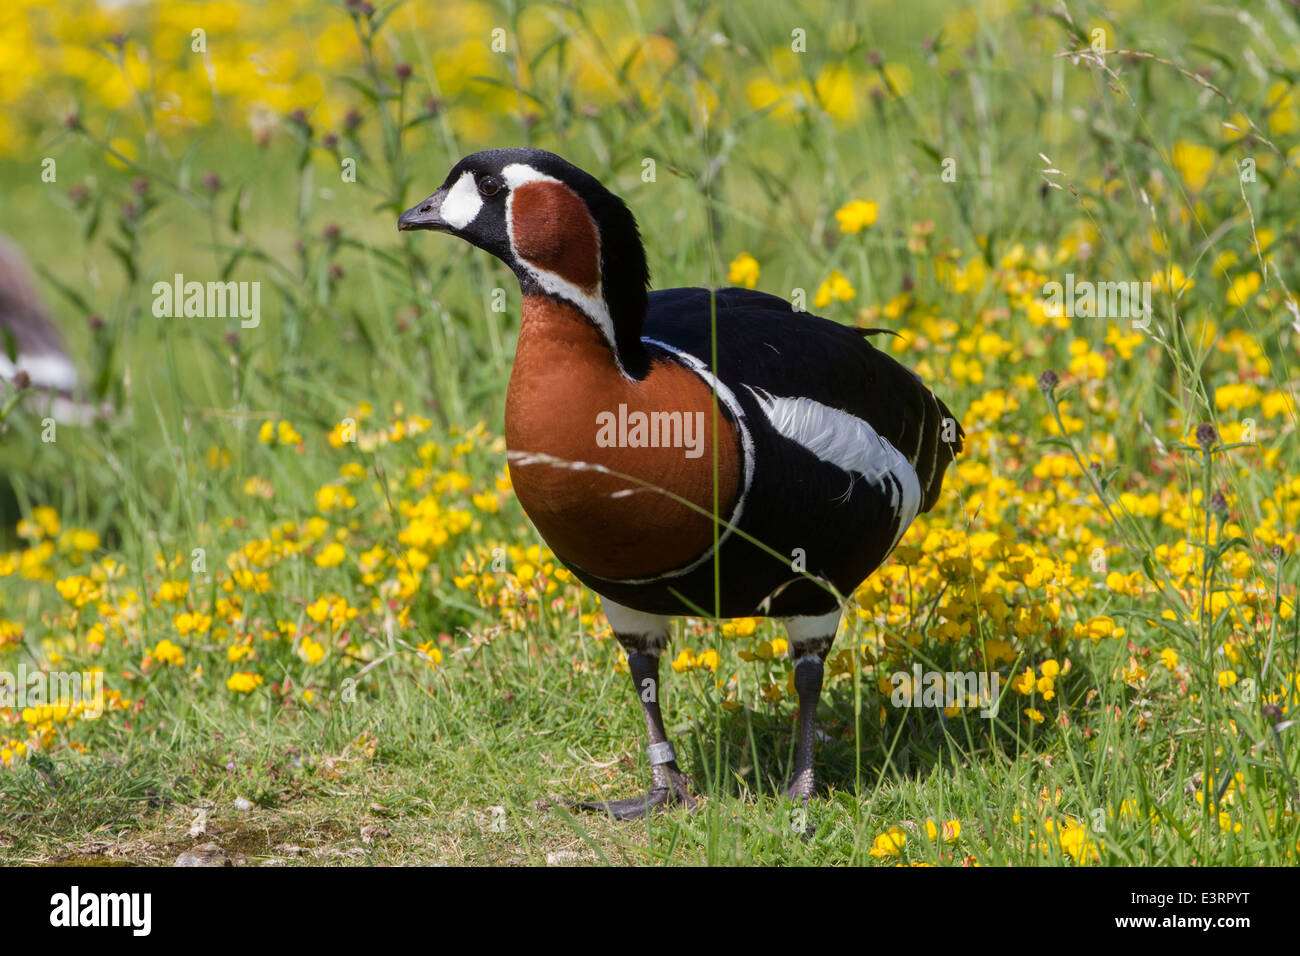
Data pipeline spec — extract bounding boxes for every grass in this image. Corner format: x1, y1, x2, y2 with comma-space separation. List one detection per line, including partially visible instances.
1, 0, 1299, 865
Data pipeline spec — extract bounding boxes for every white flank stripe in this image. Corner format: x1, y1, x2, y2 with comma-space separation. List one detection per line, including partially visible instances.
745, 387, 921, 546
611, 338, 756, 584
440, 170, 483, 229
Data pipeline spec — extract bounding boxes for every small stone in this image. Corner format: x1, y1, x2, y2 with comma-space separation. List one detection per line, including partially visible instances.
174, 843, 230, 867
545, 849, 593, 866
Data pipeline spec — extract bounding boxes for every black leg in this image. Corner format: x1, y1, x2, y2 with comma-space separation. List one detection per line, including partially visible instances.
782, 613, 840, 801
572, 600, 695, 820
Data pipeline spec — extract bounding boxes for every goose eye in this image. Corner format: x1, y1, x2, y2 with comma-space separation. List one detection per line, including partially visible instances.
478, 175, 502, 197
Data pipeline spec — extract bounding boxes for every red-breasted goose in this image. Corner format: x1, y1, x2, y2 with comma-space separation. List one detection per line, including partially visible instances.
399, 148, 963, 817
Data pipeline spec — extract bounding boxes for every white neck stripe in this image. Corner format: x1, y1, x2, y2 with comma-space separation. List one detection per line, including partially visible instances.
503, 163, 629, 379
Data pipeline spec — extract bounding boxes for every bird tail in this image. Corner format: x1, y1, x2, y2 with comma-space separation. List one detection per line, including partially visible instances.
914, 389, 964, 513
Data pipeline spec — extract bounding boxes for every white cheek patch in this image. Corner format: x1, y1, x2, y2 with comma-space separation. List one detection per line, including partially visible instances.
440, 170, 483, 229
745, 387, 921, 545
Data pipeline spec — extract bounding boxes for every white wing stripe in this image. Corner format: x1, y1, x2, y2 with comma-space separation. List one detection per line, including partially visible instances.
745, 387, 921, 540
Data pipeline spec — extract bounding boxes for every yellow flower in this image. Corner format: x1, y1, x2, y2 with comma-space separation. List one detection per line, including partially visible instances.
55, 575, 100, 607
1218, 811, 1243, 834
925, 819, 961, 843
1160, 648, 1178, 671
1011, 667, 1036, 695
1214, 382, 1262, 411
727, 253, 760, 289
813, 270, 856, 308
226, 672, 264, 693
32, 506, 61, 537
1067, 341, 1106, 380
1218, 670, 1238, 688
174, 611, 212, 636
1267, 81, 1297, 136
982, 638, 1016, 664
1073, 615, 1125, 642
835, 199, 879, 234
328, 421, 356, 448
1226, 272, 1261, 308
1057, 822, 1099, 862
721, 617, 758, 638
1151, 264, 1194, 296
868, 827, 907, 858
1262, 391, 1297, 420
315, 543, 346, 568
205, 445, 232, 470
1171, 141, 1215, 192
277, 420, 303, 445
739, 637, 788, 661
417, 640, 443, 669
157, 579, 189, 603
814, 63, 857, 119
243, 476, 274, 498
315, 484, 357, 511
1121, 658, 1148, 685
152, 639, 185, 667
299, 635, 325, 665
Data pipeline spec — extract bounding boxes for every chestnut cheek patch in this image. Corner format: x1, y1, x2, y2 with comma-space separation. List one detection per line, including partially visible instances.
509, 181, 601, 293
